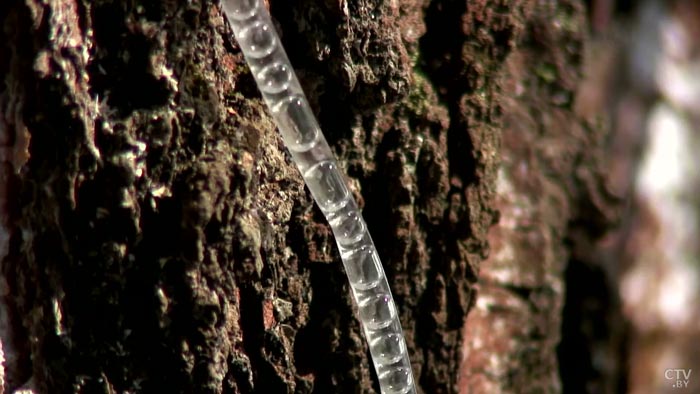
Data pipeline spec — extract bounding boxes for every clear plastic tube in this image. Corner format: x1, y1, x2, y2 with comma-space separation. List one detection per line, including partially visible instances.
220, 1, 416, 393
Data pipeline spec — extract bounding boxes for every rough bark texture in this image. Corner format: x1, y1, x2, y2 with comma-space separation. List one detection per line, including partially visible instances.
0, 1, 600, 393
459, 2, 622, 393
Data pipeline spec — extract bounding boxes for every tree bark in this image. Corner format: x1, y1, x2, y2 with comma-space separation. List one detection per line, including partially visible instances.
0, 1, 607, 393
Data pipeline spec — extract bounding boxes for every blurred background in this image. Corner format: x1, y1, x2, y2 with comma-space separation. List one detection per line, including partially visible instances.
560, 0, 700, 392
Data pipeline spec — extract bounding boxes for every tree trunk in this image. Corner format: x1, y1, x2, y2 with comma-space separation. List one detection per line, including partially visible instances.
0, 1, 607, 393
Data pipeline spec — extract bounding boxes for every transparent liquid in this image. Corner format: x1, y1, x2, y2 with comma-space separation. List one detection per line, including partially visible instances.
342, 246, 383, 291
222, 1, 417, 392
238, 22, 276, 58
257, 62, 292, 94
273, 94, 320, 151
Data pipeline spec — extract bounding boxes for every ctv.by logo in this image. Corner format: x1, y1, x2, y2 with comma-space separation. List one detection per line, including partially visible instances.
665, 369, 692, 389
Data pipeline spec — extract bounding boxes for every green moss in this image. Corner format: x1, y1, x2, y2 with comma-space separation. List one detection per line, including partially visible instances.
555, 9, 581, 33
404, 70, 433, 116
535, 63, 558, 83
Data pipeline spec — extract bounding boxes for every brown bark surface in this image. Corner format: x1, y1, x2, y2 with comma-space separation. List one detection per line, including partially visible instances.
0, 1, 606, 393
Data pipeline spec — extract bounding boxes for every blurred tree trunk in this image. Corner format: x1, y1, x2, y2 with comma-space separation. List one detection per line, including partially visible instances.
0, 0, 611, 393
